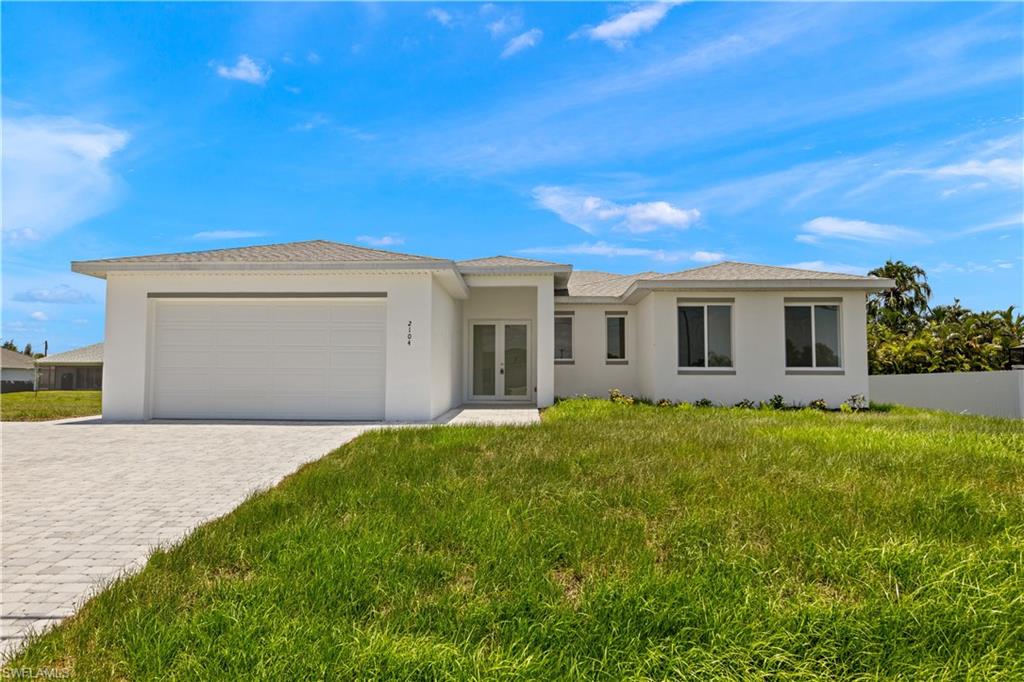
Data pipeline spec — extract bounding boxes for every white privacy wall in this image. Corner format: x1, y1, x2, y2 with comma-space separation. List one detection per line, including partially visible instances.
870, 371, 1024, 419
102, 270, 441, 421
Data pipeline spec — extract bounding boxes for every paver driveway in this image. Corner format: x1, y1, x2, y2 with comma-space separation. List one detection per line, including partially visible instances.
1, 418, 375, 658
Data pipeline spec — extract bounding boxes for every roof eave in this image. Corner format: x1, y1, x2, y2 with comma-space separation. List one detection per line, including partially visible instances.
555, 295, 623, 304
622, 277, 895, 304
36, 360, 103, 366
71, 259, 459, 279
456, 264, 572, 276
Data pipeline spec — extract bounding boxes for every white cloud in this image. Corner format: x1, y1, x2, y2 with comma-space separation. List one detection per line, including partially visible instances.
796, 216, 926, 245
192, 230, 268, 240
427, 7, 453, 27
520, 241, 721, 264
306, 51, 321, 64
284, 86, 302, 95
575, 2, 682, 49
2, 115, 129, 242
486, 11, 522, 37
213, 55, 271, 85
501, 29, 542, 59
30, 311, 49, 321
690, 250, 725, 263
784, 261, 868, 276
13, 284, 93, 304
357, 235, 405, 247
72, 318, 90, 326
533, 186, 700, 234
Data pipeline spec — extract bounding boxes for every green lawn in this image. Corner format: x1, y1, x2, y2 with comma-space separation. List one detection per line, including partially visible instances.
9, 400, 1024, 678
0, 390, 101, 421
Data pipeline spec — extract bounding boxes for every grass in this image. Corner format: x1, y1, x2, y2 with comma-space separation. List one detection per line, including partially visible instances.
8, 400, 1024, 679
0, 390, 102, 421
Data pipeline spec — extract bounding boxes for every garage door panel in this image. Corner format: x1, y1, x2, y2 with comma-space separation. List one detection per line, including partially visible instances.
152, 300, 386, 420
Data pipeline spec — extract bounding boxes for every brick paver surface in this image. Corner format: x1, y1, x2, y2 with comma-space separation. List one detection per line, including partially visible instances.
1, 418, 373, 659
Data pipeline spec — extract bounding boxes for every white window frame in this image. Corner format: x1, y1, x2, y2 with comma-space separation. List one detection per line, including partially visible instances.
676, 302, 733, 370
554, 313, 574, 363
784, 302, 843, 370
605, 313, 628, 364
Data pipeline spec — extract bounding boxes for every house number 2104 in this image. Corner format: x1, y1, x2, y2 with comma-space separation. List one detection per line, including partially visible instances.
407, 321, 413, 346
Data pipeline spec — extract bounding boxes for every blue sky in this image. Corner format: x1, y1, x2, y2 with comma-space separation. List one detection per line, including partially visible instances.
2, 1, 1022, 353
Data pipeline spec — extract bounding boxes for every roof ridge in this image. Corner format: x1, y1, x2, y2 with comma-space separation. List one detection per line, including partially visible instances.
77, 239, 443, 265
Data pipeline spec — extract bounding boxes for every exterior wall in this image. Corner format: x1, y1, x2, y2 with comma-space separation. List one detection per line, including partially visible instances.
645, 290, 869, 407
461, 276, 550, 405
429, 276, 462, 418
2, 368, 36, 393
870, 371, 1023, 419
553, 303, 641, 398
553, 289, 871, 407
102, 271, 439, 421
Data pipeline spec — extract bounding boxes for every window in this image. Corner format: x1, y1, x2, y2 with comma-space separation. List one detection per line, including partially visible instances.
554, 314, 573, 361
678, 304, 732, 368
606, 315, 626, 361
785, 303, 841, 368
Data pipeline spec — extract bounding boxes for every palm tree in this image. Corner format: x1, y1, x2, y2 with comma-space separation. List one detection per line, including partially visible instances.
867, 260, 932, 323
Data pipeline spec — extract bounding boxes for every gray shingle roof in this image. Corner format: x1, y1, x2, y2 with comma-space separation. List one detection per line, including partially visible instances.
1, 347, 36, 370
36, 343, 104, 366
561, 262, 886, 298
653, 261, 876, 282
565, 271, 657, 297
76, 240, 441, 265
458, 255, 570, 268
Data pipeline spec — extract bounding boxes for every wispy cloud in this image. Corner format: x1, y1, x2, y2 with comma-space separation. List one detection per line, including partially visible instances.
213, 55, 271, 85
501, 28, 542, 59
932, 259, 1017, 274
306, 51, 321, 64
930, 158, 1022, 186
192, 230, 268, 240
427, 7, 452, 27
533, 186, 700, 235
30, 311, 49, 322
13, 284, 94, 304
290, 113, 330, 132
574, 2, 683, 49
959, 212, 1024, 235
520, 241, 722, 264
487, 13, 522, 37
784, 261, 868, 276
796, 216, 926, 245
357, 234, 405, 247
2, 115, 129, 243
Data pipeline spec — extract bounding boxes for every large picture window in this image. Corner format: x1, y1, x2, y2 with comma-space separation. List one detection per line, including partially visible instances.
678, 304, 732, 368
554, 314, 573, 361
785, 303, 841, 368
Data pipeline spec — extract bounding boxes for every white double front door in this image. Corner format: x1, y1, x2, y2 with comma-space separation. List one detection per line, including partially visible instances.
470, 321, 531, 401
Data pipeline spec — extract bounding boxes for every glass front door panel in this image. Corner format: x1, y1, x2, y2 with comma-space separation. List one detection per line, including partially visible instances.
503, 324, 528, 397
472, 324, 496, 396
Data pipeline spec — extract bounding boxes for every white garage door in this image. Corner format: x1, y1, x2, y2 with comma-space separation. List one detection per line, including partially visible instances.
151, 298, 386, 420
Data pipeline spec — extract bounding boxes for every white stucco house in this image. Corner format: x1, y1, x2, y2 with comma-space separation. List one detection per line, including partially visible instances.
72, 240, 893, 421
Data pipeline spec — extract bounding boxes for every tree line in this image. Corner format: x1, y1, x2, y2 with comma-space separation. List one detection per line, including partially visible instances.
1, 339, 43, 358
866, 261, 1023, 374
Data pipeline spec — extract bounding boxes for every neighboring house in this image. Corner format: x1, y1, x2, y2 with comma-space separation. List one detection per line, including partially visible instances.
36, 343, 104, 391
1, 348, 36, 393
72, 240, 893, 421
